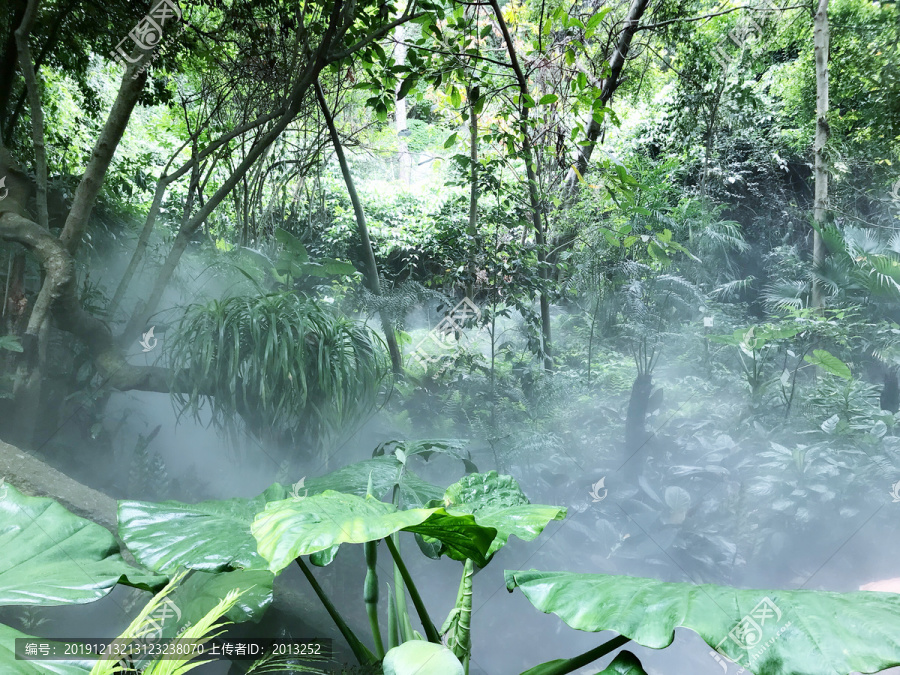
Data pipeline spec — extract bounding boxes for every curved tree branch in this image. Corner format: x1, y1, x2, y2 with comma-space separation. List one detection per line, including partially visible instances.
0, 211, 171, 392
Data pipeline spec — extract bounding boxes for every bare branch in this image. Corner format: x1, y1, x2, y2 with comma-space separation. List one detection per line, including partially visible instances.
636, 4, 808, 32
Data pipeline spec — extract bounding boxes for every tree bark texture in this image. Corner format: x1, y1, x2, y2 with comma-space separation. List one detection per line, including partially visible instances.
563, 0, 651, 194
315, 79, 403, 374
811, 0, 830, 308
489, 0, 553, 370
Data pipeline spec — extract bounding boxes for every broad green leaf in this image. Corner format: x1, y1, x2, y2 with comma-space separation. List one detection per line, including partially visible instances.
382, 641, 464, 675
297, 259, 358, 278
539, 94, 558, 105
441, 472, 567, 556
598, 651, 647, 675
521, 648, 646, 675
804, 349, 852, 379
444, 132, 458, 148
373, 439, 477, 474
274, 228, 309, 262
309, 545, 340, 567
585, 8, 611, 31
505, 570, 900, 675
0, 623, 92, 674
0, 484, 165, 607
0, 336, 23, 353
397, 76, 416, 100
305, 456, 443, 507
118, 483, 289, 574
403, 511, 495, 565
252, 492, 494, 573
165, 569, 273, 628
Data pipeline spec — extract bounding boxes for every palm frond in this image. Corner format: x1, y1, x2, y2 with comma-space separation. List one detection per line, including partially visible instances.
709, 276, 756, 300
763, 279, 809, 312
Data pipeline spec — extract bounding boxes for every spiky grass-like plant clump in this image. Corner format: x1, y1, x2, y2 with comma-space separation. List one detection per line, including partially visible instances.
169, 293, 390, 454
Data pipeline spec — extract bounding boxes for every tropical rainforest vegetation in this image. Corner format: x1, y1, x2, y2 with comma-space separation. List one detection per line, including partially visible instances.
1, 0, 900, 673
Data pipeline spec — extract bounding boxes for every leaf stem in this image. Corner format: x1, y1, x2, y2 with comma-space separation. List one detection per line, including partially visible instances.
519, 636, 632, 675
384, 534, 442, 643
295, 557, 377, 665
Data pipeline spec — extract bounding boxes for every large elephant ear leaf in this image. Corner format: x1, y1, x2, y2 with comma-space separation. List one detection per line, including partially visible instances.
598, 651, 647, 675
118, 483, 289, 574
442, 472, 567, 556
0, 623, 92, 674
0, 483, 165, 607
304, 456, 443, 507
505, 570, 900, 675
523, 649, 648, 675
252, 492, 495, 573
373, 439, 478, 474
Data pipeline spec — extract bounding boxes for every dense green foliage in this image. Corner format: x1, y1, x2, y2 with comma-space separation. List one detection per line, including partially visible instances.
1, 0, 900, 672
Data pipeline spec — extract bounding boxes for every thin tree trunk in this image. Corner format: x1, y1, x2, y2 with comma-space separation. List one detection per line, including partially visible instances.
563, 0, 650, 194
10, 0, 49, 442
0, 0, 26, 136
14, 0, 47, 231
110, 111, 282, 318
121, 98, 311, 340
465, 85, 479, 300
700, 77, 726, 205
488, 0, 552, 371
812, 0, 830, 308
108, 178, 166, 318
58, 64, 150, 252
14, 55, 150, 429
315, 79, 403, 374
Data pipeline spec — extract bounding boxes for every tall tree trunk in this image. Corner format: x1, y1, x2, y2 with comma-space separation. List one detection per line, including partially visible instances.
58, 65, 150, 252
0, 0, 26, 137
811, 0, 830, 308
15, 0, 47, 232
489, 0, 552, 371
10, 0, 50, 443
465, 85, 479, 300
700, 77, 726, 205
315, 80, 403, 374
563, 0, 650, 194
